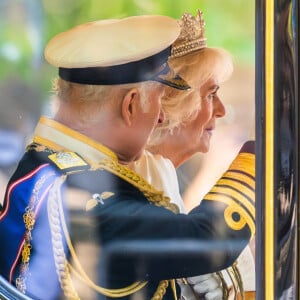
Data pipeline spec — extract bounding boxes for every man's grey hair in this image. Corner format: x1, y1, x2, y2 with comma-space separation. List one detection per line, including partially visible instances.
51, 78, 161, 116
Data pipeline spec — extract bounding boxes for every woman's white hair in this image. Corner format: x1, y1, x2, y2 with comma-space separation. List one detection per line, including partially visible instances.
149, 47, 233, 145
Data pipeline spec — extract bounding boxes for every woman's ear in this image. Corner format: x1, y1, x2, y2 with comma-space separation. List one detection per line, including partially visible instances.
121, 88, 140, 126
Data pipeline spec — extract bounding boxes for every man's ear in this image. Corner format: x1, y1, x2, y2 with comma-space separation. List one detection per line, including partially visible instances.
121, 88, 140, 126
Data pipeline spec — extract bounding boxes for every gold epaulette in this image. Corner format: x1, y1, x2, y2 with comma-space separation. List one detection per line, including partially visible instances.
48, 151, 90, 173
27, 143, 90, 174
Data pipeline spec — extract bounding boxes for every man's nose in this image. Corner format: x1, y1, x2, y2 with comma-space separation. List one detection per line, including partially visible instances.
158, 109, 165, 124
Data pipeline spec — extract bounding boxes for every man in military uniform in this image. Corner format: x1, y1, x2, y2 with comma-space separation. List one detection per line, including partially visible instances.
0, 14, 254, 300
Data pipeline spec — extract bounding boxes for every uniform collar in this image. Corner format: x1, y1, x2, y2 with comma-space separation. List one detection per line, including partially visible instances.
33, 116, 118, 163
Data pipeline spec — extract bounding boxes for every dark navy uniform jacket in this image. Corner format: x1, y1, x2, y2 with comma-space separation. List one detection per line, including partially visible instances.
0, 117, 255, 300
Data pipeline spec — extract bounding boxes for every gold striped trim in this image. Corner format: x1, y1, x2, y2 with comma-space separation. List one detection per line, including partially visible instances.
213, 179, 255, 216
204, 191, 255, 225
224, 171, 255, 191
229, 153, 255, 177
204, 193, 255, 238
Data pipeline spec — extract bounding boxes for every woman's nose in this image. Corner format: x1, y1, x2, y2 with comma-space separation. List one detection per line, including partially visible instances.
214, 96, 226, 118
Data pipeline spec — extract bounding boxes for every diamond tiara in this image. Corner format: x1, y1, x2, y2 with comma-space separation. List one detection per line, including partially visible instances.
171, 10, 207, 58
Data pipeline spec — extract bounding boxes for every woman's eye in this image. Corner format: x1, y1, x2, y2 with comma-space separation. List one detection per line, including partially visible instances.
208, 93, 216, 100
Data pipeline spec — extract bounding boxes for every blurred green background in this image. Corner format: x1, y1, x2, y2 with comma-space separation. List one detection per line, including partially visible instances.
0, 0, 254, 94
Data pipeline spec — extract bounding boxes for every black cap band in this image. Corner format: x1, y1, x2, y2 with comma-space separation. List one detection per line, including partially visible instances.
59, 47, 171, 85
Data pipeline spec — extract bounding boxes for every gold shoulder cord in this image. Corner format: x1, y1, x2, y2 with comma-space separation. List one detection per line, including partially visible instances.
231, 262, 244, 299
47, 158, 180, 300
215, 271, 230, 299
216, 264, 245, 300
48, 175, 147, 299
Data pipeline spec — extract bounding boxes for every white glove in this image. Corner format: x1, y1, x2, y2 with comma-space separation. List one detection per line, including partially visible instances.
178, 273, 223, 300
